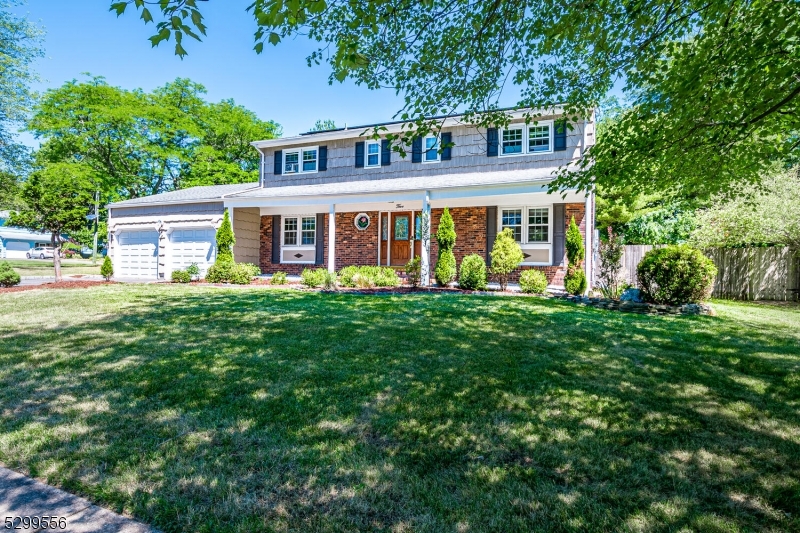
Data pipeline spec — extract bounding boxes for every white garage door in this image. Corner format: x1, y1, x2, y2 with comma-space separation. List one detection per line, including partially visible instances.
171, 228, 216, 275
117, 230, 159, 279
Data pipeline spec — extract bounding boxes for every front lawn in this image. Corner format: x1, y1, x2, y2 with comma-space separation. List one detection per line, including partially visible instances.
3, 258, 101, 277
0, 285, 798, 532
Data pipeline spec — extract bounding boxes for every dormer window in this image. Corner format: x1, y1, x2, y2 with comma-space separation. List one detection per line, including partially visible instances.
284, 147, 318, 174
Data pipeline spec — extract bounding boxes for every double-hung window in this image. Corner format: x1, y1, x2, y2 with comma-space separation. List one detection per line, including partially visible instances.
366, 140, 380, 167
500, 121, 553, 156
501, 207, 551, 244
424, 135, 440, 162
283, 216, 316, 246
284, 147, 318, 174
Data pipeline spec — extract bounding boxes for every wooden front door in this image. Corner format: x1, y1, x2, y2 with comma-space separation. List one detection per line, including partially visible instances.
390, 212, 412, 265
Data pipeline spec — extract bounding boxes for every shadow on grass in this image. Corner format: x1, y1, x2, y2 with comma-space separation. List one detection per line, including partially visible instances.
1, 287, 799, 532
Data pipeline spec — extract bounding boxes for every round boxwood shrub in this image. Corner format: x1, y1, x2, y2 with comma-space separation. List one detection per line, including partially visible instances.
519, 269, 548, 294
270, 271, 288, 285
0, 261, 21, 287
564, 267, 587, 296
458, 254, 487, 290
171, 269, 191, 283
637, 245, 717, 304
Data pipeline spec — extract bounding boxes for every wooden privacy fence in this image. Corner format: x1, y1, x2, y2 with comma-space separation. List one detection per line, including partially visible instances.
598, 245, 800, 301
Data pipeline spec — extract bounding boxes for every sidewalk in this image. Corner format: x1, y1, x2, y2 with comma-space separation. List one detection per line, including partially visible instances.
0, 467, 156, 533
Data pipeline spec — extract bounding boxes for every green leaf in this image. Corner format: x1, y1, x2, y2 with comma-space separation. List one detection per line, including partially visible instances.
140, 8, 153, 23
268, 32, 281, 45
109, 2, 127, 16
254, 42, 264, 54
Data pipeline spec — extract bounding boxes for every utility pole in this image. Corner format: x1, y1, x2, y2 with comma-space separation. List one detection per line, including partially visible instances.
92, 190, 99, 265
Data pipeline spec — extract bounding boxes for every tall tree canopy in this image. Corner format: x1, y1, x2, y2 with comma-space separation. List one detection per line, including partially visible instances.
0, 0, 43, 204
114, 0, 800, 200
28, 76, 281, 199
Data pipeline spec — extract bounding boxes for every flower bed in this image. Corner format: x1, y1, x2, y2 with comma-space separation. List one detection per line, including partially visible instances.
560, 295, 715, 316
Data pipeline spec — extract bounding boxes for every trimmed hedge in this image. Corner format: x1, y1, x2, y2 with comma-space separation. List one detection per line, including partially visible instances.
458, 254, 487, 290
519, 269, 548, 294
637, 245, 717, 304
171, 269, 191, 283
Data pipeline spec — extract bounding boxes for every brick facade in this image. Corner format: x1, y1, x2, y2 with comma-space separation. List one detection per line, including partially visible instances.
258, 202, 586, 287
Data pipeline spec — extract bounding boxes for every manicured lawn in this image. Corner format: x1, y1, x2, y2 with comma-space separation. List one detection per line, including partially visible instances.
2, 258, 101, 277
0, 285, 798, 532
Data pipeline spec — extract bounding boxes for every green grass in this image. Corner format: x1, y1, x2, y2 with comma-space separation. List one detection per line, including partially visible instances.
2, 258, 101, 277
1, 285, 798, 533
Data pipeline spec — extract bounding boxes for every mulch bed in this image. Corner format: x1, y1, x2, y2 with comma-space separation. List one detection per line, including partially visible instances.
0, 281, 116, 293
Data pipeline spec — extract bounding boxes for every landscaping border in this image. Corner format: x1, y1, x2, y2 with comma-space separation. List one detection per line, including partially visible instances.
559, 295, 715, 316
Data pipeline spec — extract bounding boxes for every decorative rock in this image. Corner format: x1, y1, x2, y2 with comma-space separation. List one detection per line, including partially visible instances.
620, 288, 643, 303
556, 293, 714, 316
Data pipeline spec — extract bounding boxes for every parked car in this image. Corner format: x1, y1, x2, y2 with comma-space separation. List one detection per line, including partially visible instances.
26, 247, 55, 259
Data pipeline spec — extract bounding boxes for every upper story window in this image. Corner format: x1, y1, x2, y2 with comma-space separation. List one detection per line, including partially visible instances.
501, 207, 551, 243
424, 135, 440, 163
500, 121, 553, 156
284, 147, 318, 174
366, 140, 380, 167
283, 216, 316, 246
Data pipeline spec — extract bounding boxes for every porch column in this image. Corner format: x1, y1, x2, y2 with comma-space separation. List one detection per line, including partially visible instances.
328, 204, 336, 272
421, 191, 431, 286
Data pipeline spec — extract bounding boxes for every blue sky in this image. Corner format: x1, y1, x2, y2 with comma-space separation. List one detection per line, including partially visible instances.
12, 0, 430, 143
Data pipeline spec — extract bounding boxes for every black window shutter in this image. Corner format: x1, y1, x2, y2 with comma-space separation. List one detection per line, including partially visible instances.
273, 150, 282, 174
554, 120, 567, 151
552, 203, 566, 265
315, 213, 325, 264
318, 146, 328, 171
355, 142, 365, 168
381, 139, 391, 166
487, 128, 498, 157
441, 132, 452, 161
271, 215, 281, 263
486, 206, 497, 264
411, 137, 422, 163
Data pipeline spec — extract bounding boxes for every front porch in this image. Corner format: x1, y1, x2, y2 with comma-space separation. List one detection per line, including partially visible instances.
225, 179, 592, 287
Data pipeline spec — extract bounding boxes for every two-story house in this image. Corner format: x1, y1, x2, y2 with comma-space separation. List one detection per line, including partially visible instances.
107, 109, 595, 287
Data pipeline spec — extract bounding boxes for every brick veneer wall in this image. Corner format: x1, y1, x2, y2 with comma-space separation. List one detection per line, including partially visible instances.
334, 211, 380, 270
429, 207, 488, 270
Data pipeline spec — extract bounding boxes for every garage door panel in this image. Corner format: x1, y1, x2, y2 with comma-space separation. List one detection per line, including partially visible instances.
117, 230, 159, 279
171, 228, 216, 275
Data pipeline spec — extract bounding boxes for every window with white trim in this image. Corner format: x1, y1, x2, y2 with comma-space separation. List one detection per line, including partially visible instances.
501, 209, 523, 242
283, 216, 316, 246
501, 207, 551, 244
284, 147, 318, 174
424, 135, 440, 162
366, 140, 380, 167
500, 121, 553, 156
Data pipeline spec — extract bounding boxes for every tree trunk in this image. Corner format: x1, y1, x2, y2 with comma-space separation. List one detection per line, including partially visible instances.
52, 232, 62, 282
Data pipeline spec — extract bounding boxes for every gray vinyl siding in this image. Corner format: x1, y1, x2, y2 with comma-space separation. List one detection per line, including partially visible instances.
264, 116, 588, 188
109, 202, 224, 218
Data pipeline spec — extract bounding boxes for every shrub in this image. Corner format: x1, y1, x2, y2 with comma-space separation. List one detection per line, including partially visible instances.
490, 228, 524, 291
206, 255, 234, 283
100, 255, 113, 281
271, 271, 288, 285
637, 245, 717, 304
186, 262, 200, 280
434, 207, 457, 286
458, 254, 487, 290
596, 227, 625, 299
519, 269, 548, 294
405, 256, 421, 288
564, 267, 587, 296
338, 265, 400, 288
216, 209, 235, 260
228, 263, 253, 285
301, 268, 328, 288
240, 263, 261, 278
435, 249, 456, 286
322, 270, 338, 291
171, 269, 191, 283
0, 261, 21, 287
565, 216, 585, 265
564, 216, 587, 295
